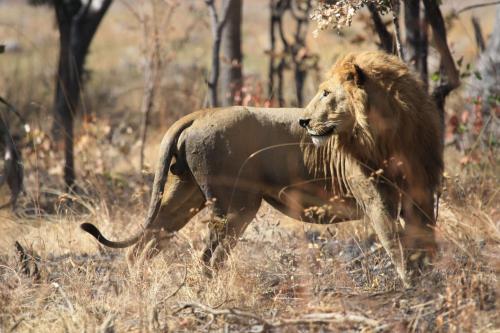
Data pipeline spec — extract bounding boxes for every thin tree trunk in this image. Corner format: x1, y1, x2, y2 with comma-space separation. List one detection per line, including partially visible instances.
391, 0, 404, 60
368, 3, 394, 54
418, 9, 429, 88
205, 0, 233, 107
268, 1, 277, 100
53, 0, 112, 190
404, 0, 420, 70
220, 0, 243, 106
423, 0, 460, 127
291, 0, 310, 107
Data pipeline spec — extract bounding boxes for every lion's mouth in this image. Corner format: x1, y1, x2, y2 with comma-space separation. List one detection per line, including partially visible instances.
307, 126, 335, 147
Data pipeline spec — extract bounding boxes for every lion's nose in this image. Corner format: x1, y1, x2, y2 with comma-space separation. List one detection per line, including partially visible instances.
299, 118, 311, 128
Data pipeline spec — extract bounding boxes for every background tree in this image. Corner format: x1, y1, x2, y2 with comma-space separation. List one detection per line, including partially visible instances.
268, 0, 317, 107
30, 0, 113, 190
311, 0, 459, 126
220, 0, 243, 106
0, 96, 25, 210
204, 0, 235, 107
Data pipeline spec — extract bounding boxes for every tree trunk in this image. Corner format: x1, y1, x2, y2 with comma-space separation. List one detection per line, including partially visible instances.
418, 8, 428, 88
368, 3, 394, 54
220, 0, 243, 106
423, 0, 460, 129
404, 0, 420, 70
52, 0, 112, 190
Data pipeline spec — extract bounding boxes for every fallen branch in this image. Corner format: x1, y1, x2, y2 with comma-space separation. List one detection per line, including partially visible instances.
175, 302, 385, 330
276, 312, 384, 329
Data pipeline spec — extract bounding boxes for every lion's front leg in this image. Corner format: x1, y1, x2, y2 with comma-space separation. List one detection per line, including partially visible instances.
347, 165, 409, 287
363, 194, 409, 287
401, 187, 438, 275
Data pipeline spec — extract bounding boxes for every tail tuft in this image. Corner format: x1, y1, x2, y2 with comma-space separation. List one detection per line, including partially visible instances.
80, 223, 101, 239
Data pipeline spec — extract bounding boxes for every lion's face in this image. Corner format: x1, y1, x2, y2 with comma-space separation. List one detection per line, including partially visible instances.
300, 63, 366, 147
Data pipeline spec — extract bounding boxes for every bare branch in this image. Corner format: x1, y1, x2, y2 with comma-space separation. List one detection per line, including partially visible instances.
176, 302, 385, 329
390, 0, 404, 59
456, 1, 500, 14
423, 0, 460, 89
471, 16, 486, 53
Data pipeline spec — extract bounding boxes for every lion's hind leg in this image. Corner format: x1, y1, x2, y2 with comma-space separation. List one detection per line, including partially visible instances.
201, 193, 262, 273
127, 174, 204, 263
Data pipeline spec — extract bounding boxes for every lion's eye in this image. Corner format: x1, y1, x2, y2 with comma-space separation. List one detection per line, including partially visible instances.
322, 90, 330, 97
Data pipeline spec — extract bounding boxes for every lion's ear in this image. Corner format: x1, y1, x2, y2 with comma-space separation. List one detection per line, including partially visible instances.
347, 64, 366, 86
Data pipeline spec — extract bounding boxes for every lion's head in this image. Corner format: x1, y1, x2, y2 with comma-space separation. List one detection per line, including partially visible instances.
300, 51, 443, 193
300, 60, 368, 148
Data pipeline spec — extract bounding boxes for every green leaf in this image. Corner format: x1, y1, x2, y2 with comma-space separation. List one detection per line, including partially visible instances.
431, 72, 440, 82
474, 71, 483, 80
457, 124, 467, 134
487, 94, 499, 107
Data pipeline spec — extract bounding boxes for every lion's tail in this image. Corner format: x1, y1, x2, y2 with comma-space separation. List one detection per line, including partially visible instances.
80, 110, 206, 248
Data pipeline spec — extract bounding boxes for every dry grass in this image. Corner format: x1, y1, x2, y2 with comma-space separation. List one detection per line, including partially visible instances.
0, 1, 499, 332
0, 162, 498, 332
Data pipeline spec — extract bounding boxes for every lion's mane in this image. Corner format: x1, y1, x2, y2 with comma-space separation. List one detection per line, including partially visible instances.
302, 51, 443, 200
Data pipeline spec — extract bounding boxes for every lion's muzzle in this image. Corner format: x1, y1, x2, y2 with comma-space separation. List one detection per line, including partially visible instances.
299, 118, 311, 129
299, 118, 336, 147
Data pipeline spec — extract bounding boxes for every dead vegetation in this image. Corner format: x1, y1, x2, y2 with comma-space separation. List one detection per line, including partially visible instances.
0, 159, 497, 331
0, 1, 498, 332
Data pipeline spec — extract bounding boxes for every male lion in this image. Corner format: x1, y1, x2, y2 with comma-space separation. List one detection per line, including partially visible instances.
300, 51, 443, 280
82, 51, 442, 285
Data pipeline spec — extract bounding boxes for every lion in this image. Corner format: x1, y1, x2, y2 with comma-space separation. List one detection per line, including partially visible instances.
81, 51, 443, 286
300, 51, 443, 280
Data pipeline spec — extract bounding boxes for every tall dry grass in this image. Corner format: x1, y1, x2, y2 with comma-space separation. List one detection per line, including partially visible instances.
0, 1, 498, 332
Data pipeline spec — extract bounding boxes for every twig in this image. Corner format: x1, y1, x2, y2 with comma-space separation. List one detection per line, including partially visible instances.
158, 263, 188, 305
471, 16, 485, 53
390, 0, 404, 59
276, 312, 384, 328
175, 302, 386, 329
456, 1, 500, 14
175, 302, 271, 326
52, 282, 75, 313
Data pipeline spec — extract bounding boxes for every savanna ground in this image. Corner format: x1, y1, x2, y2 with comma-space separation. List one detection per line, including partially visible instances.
0, 0, 499, 331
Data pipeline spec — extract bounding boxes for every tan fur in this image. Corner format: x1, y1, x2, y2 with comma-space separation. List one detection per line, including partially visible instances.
301, 51, 443, 282
81, 51, 442, 286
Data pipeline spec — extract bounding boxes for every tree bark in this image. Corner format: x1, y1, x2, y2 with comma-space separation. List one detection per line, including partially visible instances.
220, 0, 243, 106
404, 0, 420, 70
368, 3, 394, 54
205, 0, 233, 107
390, 0, 404, 60
53, 0, 112, 190
423, 0, 460, 127
418, 9, 429, 88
